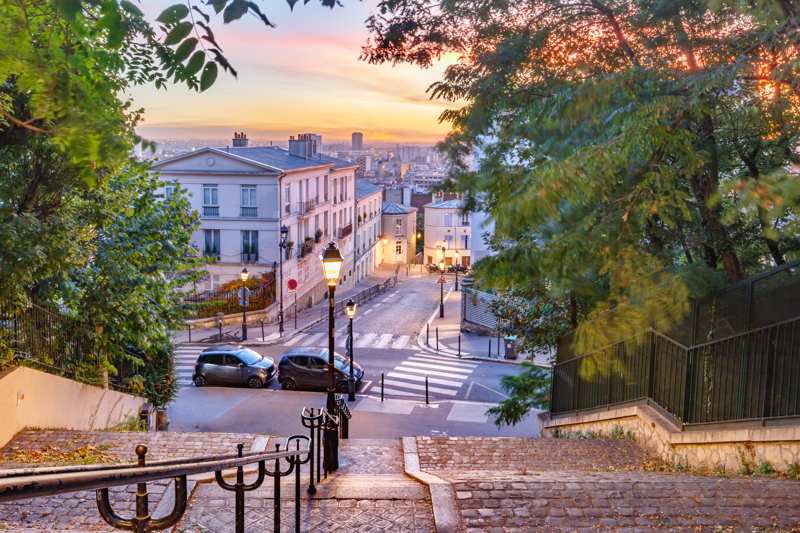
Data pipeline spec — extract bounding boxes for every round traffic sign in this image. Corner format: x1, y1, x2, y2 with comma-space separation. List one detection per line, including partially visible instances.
287, 278, 298, 291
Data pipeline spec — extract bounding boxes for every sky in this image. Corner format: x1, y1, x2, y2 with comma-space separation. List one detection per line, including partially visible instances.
131, 0, 456, 144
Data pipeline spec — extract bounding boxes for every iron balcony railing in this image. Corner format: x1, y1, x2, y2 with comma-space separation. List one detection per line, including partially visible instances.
337, 224, 353, 239
240, 206, 257, 217
550, 316, 800, 425
202, 205, 219, 217
298, 199, 318, 216
240, 252, 259, 264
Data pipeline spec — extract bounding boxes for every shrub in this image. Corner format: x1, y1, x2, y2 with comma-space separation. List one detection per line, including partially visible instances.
610, 425, 625, 440
755, 461, 775, 475
787, 463, 800, 479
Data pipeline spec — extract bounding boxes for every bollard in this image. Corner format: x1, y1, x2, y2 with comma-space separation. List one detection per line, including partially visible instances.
381, 372, 384, 402
497, 332, 501, 356
260, 320, 264, 340
436, 327, 439, 351
425, 376, 429, 405
426, 323, 429, 346
458, 334, 461, 358
188, 324, 191, 343
488, 339, 492, 357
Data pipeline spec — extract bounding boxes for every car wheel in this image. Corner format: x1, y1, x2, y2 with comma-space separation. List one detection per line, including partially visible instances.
336, 380, 349, 393
193, 375, 207, 387
281, 378, 297, 391
247, 376, 262, 389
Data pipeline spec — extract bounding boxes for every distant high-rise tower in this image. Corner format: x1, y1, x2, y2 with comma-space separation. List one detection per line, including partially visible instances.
351, 132, 364, 151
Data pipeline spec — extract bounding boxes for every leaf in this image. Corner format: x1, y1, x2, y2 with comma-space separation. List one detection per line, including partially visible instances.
287, 0, 299, 10
208, 0, 227, 14
185, 50, 205, 76
192, 6, 211, 23
223, 0, 249, 23
164, 22, 193, 46
245, 2, 274, 26
156, 4, 189, 24
55, 0, 82, 19
119, 0, 144, 17
173, 38, 198, 63
200, 62, 218, 91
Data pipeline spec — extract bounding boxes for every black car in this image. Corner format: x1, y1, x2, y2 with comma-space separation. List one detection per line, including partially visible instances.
193, 345, 275, 389
277, 347, 364, 392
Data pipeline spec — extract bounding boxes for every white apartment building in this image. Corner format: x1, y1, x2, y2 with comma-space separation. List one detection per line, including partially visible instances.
423, 198, 471, 267
152, 133, 365, 312
354, 181, 383, 283
381, 202, 418, 265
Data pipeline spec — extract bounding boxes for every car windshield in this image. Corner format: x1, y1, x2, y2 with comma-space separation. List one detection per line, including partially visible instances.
333, 354, 349, 370
237, 349, 262, 365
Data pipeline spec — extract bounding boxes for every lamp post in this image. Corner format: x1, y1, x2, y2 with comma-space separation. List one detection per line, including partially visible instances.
438, 261, 445, 318
278, 225, 289, 336
240, 268, 249, 340
321, 242, 344, 473
345, 299, 357, 401
454, 251, 460, 291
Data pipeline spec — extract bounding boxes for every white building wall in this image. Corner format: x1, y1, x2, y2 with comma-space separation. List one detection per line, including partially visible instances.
423, 206, 471, 266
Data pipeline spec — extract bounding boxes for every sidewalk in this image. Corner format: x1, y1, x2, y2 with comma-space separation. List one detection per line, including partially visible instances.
418, 285, 551, 365
172, 269, 398, 346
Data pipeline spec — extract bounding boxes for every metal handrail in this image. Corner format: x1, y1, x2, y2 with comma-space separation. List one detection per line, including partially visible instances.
0, 446, 308, 502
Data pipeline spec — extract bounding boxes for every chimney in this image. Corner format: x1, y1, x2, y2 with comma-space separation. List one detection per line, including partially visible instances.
232, 131, 248, 147
288, 133, 318, 159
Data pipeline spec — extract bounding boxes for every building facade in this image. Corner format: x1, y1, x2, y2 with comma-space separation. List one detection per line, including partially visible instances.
354, 181, 383, 283
152, 133, 366, 314
351, 132, 364, 151
381, 202, 418, 265
423, 198, 471, 267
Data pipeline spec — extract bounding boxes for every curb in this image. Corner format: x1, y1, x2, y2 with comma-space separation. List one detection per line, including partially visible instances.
401, 437, 460, 533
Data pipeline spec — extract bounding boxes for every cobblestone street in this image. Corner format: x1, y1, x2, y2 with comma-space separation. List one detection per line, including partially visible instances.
416, 436, 800, 531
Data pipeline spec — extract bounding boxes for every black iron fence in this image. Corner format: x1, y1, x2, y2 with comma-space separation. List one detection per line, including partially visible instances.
551, 316, 800, 425
184, 277, 276, 319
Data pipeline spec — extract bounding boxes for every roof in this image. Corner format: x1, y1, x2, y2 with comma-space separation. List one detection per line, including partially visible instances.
225, 146, 356, 172
356, 180, 382, 200
424, 198, 465, 209
382, 201, 415, 215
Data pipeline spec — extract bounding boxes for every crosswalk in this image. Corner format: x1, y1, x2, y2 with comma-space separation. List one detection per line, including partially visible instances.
281, 331, 414, 351
365, 351, 478, 400
173, 344, 205, 387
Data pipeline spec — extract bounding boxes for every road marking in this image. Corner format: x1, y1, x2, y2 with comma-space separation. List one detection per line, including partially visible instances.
408, 355, 478, 369
377, 387, 420, 397
283, 333, 307, 346
391, 335, 410, 350
356, 333, 377, 348
383, 379, 458, 396
374, 333, 393, 349
387, 371, 462, 387
302, 332, 326, 346
399, 361, 472, 374
394, 365, 473, 380
472, 381, 510, 400
364, 309, 374, 315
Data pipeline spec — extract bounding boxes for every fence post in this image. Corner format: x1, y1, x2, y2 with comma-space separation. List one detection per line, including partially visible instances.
381, 372, 384, 402
458, 334, 461, 358
647, 331, 656, 399
187, 324, 191, 343
425, 376, 429, 405
436, 328, 439, 351
488, 339, 492, 357
426, 323, 429, 346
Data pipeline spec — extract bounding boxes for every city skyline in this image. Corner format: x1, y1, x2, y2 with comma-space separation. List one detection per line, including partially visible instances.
131, 0, 456, 144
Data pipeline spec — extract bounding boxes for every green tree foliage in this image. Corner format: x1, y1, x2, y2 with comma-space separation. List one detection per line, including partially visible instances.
1, 0, 335, 403
487, 362, 551, 427
363, 0, 800, 424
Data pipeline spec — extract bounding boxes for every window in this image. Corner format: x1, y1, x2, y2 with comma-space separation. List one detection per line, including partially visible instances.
332, 179, 338, 204
224, 355, 242, 367
324, 175, 329, 201
202, 354, 224, 365
203, 229, 220, 258
290, 355, 309, 367
284, 186, 291, 214
202, 184, 219, 216
461, 212, 470, 226
164, 184, 176, 199
462, 235, 469, 249
395, 217, 403, 235
445, 234, 454, 248
315, 177, 320, 202
443, 213, 453, 226
241, 185, 257, 217
241, 230, 258, 263
324, 212, 329, 236
395, 240, 402, 255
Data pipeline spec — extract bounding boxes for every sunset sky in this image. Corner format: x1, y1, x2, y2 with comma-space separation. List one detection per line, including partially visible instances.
131, 0, 455, 144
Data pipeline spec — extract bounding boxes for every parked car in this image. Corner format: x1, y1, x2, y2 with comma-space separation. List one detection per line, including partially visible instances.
193, 345, 275, 389
277, 347, 364, 392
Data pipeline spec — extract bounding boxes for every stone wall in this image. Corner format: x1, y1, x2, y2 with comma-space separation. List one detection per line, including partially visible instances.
0, 367, 145, 447
541, 401, 800, 474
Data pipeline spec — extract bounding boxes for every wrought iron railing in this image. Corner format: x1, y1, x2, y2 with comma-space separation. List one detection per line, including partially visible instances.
0, 401, 352, 532
550, 316, 800, 425
239, 206, 257, 217
337, 224, 353, 239
183, 276, 275, 318
202, 205, 219, 217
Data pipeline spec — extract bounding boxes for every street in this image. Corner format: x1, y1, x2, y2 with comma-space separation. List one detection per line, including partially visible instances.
168, 274, 540, 437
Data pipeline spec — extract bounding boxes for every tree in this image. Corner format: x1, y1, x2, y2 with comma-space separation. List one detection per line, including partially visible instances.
363, 0, 800, 424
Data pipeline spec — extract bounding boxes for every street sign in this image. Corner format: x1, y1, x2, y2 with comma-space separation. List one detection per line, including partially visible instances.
238, 286, 250, 307
287, 278, 298, 292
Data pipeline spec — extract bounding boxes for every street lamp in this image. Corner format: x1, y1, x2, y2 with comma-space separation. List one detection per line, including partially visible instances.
278, 225, 289, 336
454, 251, 460, 291
438, 260, 445, 319
321, 241, 344, 473
345, 299, 357, 401
240, 267, 249, 340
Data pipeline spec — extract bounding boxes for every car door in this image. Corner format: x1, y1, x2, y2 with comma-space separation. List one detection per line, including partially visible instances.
288, 356, 310, 387
306, 356, 328, 390
202, 353, 225, 385
221, 354, 246, 385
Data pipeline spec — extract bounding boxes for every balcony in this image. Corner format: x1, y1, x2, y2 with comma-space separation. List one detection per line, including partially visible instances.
298, 199, 317, 217
240, 206, 258, 217
338, 223, 353, 239
241, 253, 259, 264
202, 205, 219, 217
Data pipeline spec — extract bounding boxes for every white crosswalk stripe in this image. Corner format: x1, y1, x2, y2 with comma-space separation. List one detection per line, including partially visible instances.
366, 350, 479, 400
173, 344, 206, 387
284, 331, 415, 351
